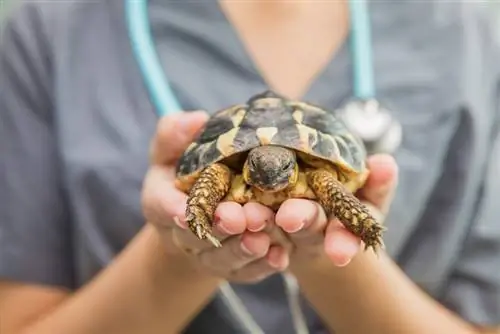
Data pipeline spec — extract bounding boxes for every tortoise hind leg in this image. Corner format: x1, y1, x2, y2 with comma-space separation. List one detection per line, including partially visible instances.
186, 163, 232, 248
306, 169, 385, 253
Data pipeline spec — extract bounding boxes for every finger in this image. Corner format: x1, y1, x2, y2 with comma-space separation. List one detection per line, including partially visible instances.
243, 202, 275, 233
142, 165, 188, 228
357, 154, 398, 213
198, 231, 271, 273
228, 246, 289, 283
214, 202, 248, 235
150, 111, 209, 165
361, 200, 385, 224
275, 199, 328, 239
173, 201, 247, 251
324, 219, 361, 267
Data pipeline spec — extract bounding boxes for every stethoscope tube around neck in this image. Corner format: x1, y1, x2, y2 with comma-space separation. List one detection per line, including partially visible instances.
125, 0, 376, 117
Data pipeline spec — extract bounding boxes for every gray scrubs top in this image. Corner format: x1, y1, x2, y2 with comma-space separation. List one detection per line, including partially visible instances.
1, 1, 499, 332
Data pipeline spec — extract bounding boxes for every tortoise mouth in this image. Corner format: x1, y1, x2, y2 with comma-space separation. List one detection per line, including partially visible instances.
253, 181, 289, 193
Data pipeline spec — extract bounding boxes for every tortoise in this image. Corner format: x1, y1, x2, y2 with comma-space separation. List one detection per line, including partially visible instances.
175, 91, 385, 252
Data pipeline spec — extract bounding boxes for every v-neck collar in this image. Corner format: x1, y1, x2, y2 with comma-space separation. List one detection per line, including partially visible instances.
210, 0, 352, 104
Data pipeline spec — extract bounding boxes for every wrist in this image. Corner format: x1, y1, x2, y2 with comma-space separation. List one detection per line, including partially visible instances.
288, 248, 379, 278
288, 252, 331, 276
288, 245, 339, 272
146, 224, 223, 287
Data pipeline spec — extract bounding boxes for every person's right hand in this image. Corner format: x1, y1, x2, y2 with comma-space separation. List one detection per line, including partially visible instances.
141, 111, 290, 283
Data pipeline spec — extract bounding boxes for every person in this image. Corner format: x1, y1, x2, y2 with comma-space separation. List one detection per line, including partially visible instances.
0, 1, 499, 333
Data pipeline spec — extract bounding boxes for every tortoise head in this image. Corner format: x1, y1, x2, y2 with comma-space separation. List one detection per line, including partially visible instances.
243, 146, 299, 192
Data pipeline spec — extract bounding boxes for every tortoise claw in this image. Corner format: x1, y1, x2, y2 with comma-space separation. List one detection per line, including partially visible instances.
185, 163, 231, 248
206, 234, 222, 248
307, 168, 386, 253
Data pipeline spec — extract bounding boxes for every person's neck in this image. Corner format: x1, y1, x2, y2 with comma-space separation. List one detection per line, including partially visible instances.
219, 0, 348, 22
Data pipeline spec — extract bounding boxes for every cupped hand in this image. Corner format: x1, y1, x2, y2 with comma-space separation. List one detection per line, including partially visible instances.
141, 112, 289, 283
275, 154, 399, 267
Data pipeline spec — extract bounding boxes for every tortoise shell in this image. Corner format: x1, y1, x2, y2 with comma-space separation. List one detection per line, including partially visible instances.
176, 91, 367, 182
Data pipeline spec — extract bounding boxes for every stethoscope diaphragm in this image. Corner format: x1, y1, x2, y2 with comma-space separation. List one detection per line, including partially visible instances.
337, 99, 403, 155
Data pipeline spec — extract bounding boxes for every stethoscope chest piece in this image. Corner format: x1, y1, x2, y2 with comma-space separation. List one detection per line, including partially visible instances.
337, 99, 403, 156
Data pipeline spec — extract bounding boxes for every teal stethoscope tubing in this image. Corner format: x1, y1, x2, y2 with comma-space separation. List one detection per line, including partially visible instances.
125, 0, 376, 117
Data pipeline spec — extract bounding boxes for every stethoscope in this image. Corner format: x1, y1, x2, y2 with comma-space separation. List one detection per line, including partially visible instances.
124, 0, 402, 333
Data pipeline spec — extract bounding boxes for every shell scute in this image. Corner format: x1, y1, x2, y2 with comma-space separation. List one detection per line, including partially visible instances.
176, 92, 367, 178
288, 102, 366, 172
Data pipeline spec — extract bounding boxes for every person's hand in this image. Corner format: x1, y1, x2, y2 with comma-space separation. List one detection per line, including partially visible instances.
275, 154, 398, 266
141, 112, 289, 283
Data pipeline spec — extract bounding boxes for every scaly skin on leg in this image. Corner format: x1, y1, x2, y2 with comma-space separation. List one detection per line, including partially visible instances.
306, 169, 385, 252
186, 163, 232, 248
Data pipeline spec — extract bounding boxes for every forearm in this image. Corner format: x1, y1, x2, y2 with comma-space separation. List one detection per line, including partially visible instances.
290, 251, 480, 334
21, 224, 221, 334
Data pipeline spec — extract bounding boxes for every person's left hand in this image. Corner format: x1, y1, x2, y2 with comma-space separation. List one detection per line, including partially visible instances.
273, 154, 399, 267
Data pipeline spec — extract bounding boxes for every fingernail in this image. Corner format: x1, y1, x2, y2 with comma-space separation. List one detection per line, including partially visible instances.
216, 219, 232, 235
336, 242, 358, 267
248, 221, 266, 232
335, 257, 352, 267
326, 230, 359, 267
287, 221, 305, 233
241, 241, 253, 255
268, 248, 288, 269
173, 216, 187, 229
214, 214, 236, 235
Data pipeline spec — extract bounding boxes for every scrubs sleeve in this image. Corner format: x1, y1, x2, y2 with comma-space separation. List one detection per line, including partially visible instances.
440, 124, 500, 326
439, 29, 500, 324
0, 4, 74, 289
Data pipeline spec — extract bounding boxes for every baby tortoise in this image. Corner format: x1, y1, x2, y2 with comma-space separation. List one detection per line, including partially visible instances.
175, 91, 385, 252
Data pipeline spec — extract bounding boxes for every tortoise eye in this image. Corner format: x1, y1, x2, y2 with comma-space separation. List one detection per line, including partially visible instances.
282, 161, 293, 171
248, 158, 256, 169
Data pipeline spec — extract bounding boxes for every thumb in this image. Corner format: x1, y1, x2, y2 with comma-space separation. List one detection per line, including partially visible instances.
150, 111, 209, 165
357, 154, 398, 215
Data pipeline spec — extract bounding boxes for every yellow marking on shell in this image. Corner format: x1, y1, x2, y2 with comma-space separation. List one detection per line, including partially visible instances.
253, 97, 282, 110
297, 151, 330, 169
296, 124, 318, 149
289, 101, 327, 114
332, 134, 359, 170
184, 142, 197, 153
256, 127, 278, 145
292, 109, 304, 124
216, 127, 239, 156
322, 132, 341, 156
215, 104, 246, 118
230, 108, 247, 127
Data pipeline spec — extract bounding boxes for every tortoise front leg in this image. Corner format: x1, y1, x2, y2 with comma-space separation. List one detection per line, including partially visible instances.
306, 169, 385, 252
186, 163, 232, 248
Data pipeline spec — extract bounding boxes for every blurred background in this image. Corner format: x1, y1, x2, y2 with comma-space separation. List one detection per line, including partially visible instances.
3, 0, 500, 42
2, 0, 500, 35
